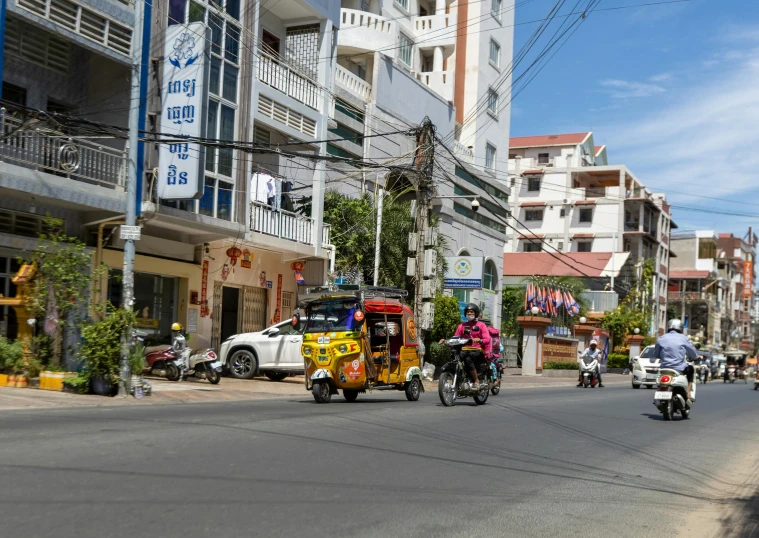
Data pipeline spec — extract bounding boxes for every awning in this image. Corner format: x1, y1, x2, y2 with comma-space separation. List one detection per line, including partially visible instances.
573, 233, 595, 239
574, 200, 596, 206
520, 201, 546, 207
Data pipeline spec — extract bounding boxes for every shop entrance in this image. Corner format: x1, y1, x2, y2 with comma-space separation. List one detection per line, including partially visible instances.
211, 283, 267, 350
220, 287, 240, 343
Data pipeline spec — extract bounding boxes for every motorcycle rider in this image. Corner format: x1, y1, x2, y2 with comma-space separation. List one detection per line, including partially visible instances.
578, 339, 604, 388
654, 319, 698, 401
439, 303, 491, 390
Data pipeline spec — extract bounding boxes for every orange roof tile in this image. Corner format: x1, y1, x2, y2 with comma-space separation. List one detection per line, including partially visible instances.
509, 132, 590, 148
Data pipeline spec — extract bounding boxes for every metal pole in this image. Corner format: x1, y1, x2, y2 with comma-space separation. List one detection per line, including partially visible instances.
610, 230, 617, 292
373, 187, 384, 285
118, 0, 145, 397
0, 0, 6, 99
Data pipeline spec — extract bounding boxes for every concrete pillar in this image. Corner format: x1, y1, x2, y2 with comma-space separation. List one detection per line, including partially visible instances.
517, 316, 551, 376
433, 46, 444, 71
627, 334, 645, 364
574, 325, 596, 355
435, 0, 446, 14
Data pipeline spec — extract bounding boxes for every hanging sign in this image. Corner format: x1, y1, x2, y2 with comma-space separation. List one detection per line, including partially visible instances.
744, 261, 753, 298
444, 257, 484, 289
157, 22, 208, 200
200, 260, 209, 317
274, 274, 283, 323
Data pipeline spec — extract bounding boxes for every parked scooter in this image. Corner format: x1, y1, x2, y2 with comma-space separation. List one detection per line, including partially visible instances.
133, 329, 180, 380
654, 368, 694, 420
579, 359, 599, 388
168, 323, 222, 384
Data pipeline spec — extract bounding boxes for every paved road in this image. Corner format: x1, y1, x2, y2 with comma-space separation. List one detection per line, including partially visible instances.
1, 380, 758, 538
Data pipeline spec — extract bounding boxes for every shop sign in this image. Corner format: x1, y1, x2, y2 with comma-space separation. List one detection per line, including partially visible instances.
273, 274, 283, 323
157, 22, 208, 200
265, 281, 273, 289
444, 256, 484, 288
744, 261, 753, 298
542, 338, 576, 362
200, 260, 209, 317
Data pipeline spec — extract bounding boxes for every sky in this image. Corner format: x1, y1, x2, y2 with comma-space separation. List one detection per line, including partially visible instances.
509, 0, 759, 237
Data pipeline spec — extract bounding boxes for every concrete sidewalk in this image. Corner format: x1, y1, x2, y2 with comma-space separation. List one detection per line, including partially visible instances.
0, 372, 633, 410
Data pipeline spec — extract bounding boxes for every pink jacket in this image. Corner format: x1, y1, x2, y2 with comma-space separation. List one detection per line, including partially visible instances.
454, 321, 492, 356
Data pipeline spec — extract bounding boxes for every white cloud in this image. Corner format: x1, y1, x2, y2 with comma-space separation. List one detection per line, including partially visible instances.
648, 73, 672, 82
599, 79, 666, 99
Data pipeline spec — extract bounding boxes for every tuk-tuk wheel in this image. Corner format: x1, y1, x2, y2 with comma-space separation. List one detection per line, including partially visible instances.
405, 378, 421, 401
312, 381, 332, 403
343, 389, 359, 402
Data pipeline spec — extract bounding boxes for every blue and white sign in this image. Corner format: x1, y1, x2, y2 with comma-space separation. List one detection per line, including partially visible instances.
158, 23, 208, 200
444, 256, 484, 289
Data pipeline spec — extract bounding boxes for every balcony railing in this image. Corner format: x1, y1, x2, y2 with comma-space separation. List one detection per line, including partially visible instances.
580, 290, 618, 312
335, 65, 372, 102
0, 110, 126, 187
257, 51, 319, 110
250, 202, 331, 247
415, 70, 453, 101
453, 140, 474, 164
668, 291, 716, 302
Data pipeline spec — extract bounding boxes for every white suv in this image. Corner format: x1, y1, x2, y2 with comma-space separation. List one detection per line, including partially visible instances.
219, 320, 304, 380
632, 345, 660, 389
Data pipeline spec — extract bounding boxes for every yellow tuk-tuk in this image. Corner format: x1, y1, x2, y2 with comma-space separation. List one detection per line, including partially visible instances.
298, 287, 423, 403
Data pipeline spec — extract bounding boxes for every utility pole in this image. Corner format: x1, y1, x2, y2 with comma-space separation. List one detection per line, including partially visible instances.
413, 119, 435, 327
118, 0, 145, 397
373, 186, 385, 286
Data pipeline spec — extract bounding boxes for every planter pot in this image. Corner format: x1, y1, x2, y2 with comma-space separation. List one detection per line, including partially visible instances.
40, 371, 78, 391
91, 375, 117, 397
28, 377, 40, 389
0, 373, 7, 387
14, 375, 28, 388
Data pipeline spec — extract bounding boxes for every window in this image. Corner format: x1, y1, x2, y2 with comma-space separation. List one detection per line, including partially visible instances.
577, 241, 592, 252
557, 241, 564, 250
5, 17, 70, 74
485, 144, 496, 170
335, 98, 364, 123
399, 33, 413, 66
487, 88, 498, 116
453, 289, 470, 303
2, 83, 26, 106
538, 153, 550, 164
396, 0, 409, 9
454, 186, 508, 218
559, 208, 566, 217
254, 126, 271, 145
329, 123, 363, 146
523, 242, 541, 252
698, 239, 716, 259
525, 210, 543, 221
453, 203, 506, 233
327, 143, 359, 165
454, 166, 508, 203
483, 260, 498, 291
579, 208, 593, 223
491, 0, 502, 19
489, 39, 500, 67
528, 177, 541, 191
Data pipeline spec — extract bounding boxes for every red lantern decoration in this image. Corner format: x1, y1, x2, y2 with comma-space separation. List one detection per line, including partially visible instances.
226, 247, 242, 266
290, 261, 305, 271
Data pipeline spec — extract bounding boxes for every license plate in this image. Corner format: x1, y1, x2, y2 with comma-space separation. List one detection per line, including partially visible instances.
210, 361, 221, 369
318, 356, 329, 362
646, 374, 657, 380
318, 336, 330, 344
654, 391, 672, 400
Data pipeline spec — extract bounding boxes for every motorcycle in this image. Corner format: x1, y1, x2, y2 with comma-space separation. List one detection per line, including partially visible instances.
654, 368, 694, 420
578, 358, 599, 388
725, 365, 736, 384
132, 329, 181, 381
174, 347, 222, 384
699, 366, 708, 384
438, 336, 491, 406
489, 357, 503, 395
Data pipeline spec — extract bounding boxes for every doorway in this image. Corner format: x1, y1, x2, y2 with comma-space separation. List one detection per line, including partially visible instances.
221, 287, 240, 343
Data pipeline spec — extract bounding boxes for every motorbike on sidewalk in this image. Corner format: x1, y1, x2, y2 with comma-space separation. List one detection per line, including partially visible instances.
438, 336, 491, 406
654, 369, 694, 421
578, 359, 599, 388
174, 347, 222, 384
133, 329, 181, 381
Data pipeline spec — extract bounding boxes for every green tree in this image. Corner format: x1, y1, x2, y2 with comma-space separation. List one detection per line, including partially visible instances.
501, 285, 525, 337
430, 294, 462, 342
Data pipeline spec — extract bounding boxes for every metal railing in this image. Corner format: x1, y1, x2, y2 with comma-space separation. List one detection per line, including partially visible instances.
250, 201, 331, 247
256, 51, 319, 110
0, 110, 126, 187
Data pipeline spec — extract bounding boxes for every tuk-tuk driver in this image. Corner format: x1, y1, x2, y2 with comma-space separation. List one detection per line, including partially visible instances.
439, 303, 491, 390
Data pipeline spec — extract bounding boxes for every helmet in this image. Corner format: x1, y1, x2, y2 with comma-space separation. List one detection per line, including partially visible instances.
667, 319, 683, 333
171, 322, 182, 331
464, 303, 481, 319
589, 339, 598, 347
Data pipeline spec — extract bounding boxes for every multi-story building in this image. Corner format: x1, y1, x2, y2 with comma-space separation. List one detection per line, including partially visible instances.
0, 0, 339, 360
504, 132, 673, 335
717, 230, 757, 351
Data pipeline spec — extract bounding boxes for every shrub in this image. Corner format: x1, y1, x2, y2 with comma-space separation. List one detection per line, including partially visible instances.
0, 337, 24, 374
543, 361, 578, 370
607, 353, 629, 369
129, 343, 146, 375
79, 307, 136, 384
62, 374, 90, 394
430, 295, 462, 342
427, 342, 451, 368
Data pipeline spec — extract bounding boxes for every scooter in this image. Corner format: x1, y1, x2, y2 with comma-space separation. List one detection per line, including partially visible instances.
578, 359, 599, 388
654, 367, 694, 420
489, 357, 503, 395
725, 365, 736, 384
174, 347, 222, 384
132, 329, 181, 380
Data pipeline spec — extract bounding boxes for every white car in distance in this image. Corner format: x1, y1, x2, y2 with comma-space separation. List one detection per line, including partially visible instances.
632, 345, 660, 389
219, 320, 303, 380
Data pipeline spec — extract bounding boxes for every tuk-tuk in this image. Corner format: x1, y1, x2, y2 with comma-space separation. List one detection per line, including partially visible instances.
298, 287, 424, 403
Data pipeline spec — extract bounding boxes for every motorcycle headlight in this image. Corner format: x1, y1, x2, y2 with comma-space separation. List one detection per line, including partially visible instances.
303, 347, 312, 356
338, 344, 348, 353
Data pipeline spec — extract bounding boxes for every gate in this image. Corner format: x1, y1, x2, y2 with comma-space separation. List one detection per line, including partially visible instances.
240, 286, 267, 334
503, 337, 519, 368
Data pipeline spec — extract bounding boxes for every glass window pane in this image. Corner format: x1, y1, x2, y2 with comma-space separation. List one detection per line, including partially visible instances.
168, 0, 187, 26
222, 64, 238, 102
189, 1, 205, 22
199, 177, 215, 217
0, 258, 7, 274
209, 13, 223, 56
209, 56, 221, 96
225, 0, 240, 19
206, 100, 219, 172
218, 105, 235, 177
225, 26, 240, 63
216, 181, 233, 220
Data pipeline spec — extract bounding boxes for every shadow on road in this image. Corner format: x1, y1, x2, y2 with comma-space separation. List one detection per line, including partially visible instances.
718, 490, 759, 537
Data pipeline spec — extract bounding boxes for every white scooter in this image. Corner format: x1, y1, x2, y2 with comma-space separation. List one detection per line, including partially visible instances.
578, 358, 600, 388
654, 366, 694, 421
169, 332, 222, 384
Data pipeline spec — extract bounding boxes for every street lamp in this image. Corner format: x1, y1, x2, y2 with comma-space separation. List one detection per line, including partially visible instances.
579, 316, 587, 324
634, 327, 640, 334
531, 306, 539, 316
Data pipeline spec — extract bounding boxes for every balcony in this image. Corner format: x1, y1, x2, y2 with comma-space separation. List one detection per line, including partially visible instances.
0, 110, 126, 188
580, 290, 618, 312
250, 202, 331, 247
453, 140, 474, 165
335, 65, 372, 102
256, 51, 319, 110
415, 70, 453, 101
668, 291, 717, 302
412, 13, 457, 48
338, 9, 396, 57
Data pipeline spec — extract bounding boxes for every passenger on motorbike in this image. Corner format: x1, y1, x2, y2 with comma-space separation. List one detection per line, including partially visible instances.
654, 319, 698, 402
578, 339, 604, 388
439, 303, 491, 390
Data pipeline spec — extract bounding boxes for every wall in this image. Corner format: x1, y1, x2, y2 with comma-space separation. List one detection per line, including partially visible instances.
669, 238, 697, 270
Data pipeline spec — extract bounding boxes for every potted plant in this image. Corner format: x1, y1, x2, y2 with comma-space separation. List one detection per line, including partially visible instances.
128, 342, 149, 397
0, 337, 25, 387
78, 307, 135, 396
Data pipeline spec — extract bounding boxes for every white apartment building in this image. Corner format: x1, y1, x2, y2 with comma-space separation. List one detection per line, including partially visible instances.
504, 132, 674, 335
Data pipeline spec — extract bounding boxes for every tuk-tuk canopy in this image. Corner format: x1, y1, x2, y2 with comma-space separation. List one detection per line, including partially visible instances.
365, 298, 404, 314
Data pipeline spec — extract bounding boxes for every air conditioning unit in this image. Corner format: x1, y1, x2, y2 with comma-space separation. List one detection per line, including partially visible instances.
406, 257, 415, 277
423, 249, 437, 277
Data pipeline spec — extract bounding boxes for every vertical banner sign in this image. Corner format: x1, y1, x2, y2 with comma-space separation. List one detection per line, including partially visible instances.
158, 23, 208, 199
200, 260, 209, 317
274, 274, 283, 323
744, 261, 753, 298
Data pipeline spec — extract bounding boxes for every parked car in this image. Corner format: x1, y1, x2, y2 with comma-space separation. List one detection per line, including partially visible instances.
632, 345, 660, 389
219, 320, 303, 380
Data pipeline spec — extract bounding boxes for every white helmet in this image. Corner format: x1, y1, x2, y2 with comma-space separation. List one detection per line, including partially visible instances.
589, 339, 598, 346
667, 319, 683, 333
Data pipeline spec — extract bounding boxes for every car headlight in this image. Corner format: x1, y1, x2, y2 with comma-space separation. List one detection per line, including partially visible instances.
633, 360, 642, 371
338, 344, 348, 353
303, 347, 312, 355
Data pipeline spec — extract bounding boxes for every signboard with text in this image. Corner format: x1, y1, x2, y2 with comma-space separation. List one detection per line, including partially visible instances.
158, 23, 208, 200
444, 256, 484, 289
744, 261, 753, 298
